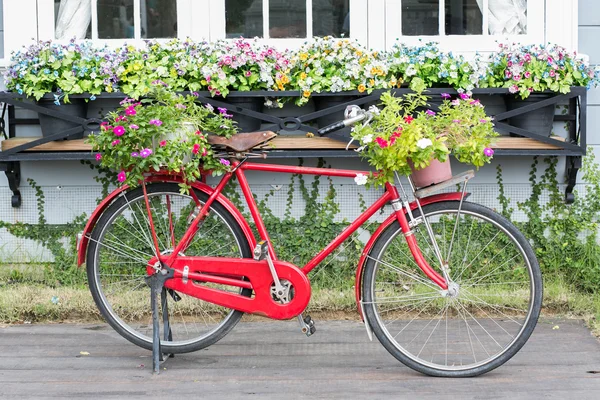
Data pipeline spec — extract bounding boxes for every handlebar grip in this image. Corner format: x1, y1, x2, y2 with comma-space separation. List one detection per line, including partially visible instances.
318, 121, 346, 136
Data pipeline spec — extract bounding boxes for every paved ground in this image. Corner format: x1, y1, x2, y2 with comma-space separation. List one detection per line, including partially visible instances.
1, 319, 600, 399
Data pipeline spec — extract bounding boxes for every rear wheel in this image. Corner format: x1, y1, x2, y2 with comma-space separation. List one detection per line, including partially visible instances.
362, 201, 542, 377
87, 182, 252, 354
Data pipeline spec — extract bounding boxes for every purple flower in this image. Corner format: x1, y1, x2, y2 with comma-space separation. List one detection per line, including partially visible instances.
441, 93, 451, 99
425, 109, 436, 116
95, 153, 102, 161
205, 103, 214, 112
191, 91, 200, 97
140, 148, 152, 158
479, 119, 488, 123
459, 93, 470, 100
113, 126, 125, 136
129, 124, 139, 130
131, 152, 139, 157
117, 171, 126, 183
217, 107, 228, 115
484, 148, 494, 157
452, 119, 461, 123
149, 119, 162, 126
151, 79, 167, 87
219, 158, 231, 166
175, 103, 187, 109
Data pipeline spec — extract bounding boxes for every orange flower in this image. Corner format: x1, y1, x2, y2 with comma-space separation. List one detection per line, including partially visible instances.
358, 84, 366, 93
303, 90, 311, 98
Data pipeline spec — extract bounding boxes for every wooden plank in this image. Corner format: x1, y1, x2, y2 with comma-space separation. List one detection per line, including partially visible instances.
0, 136, 568, 152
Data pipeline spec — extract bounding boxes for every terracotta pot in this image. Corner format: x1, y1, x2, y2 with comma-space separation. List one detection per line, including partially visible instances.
409, 158, 452, 188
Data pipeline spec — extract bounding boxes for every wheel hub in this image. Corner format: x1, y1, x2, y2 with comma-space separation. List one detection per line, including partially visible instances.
442, 281, 460, 298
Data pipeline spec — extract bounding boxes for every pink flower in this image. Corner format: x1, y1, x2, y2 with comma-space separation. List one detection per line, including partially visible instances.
202, 148, 207, 156
524, 54, 532, 62
140, 148, 152, 158
479, 119, 488, 123
129, 124, 139, 130
113, 126, 125, 136
441, 93, 451, 99
131, 152, 139, 157
95, 153, 102, 161
125, 106, 137, 116
451, 99, 460, 106
513, 74, 521, 81
425, 109, 436, 116
117, 171, 126, 183
375, 137, 388, 148
245, 70, 252, 77
549, 69, 556, 77
115, 115, 127, 122
524, 71, 531, 78
452, 119, 461, 123
509, 85, 519, 94
192, 143, 200, 154
403, 115, 414, 124
484, 148, 494, 157
220, 158, 231, 166
111, 139, 120, 146
175, 104, 187, 109
459, 93, 470, 100
149, 119, 162, 126
159, 140, 167, 147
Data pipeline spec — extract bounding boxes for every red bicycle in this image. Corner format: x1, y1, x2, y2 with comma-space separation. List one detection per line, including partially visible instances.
78, 109, 542, 377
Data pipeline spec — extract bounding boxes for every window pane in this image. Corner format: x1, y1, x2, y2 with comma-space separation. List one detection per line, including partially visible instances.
313, 0, 350, 37
226, 0, 263, 38
488, 0, 527, 35
141, 0, 177, 38
402, 0, 439, 36
55, 0, 91, 39
269, 0, 306, 38
445, 0, 482, 35
97, 0, 134, 39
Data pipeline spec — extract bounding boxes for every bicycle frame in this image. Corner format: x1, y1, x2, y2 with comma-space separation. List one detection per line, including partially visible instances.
79, 160, 463, 320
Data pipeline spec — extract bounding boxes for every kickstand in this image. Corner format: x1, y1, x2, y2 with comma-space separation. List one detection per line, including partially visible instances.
148, 266, 175, 374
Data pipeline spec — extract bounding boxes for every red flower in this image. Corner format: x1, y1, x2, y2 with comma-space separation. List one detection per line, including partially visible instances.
404, 115, 414, 124
159, 140, 167, 147
375, 137, 389, 148
192, 143, 200, 154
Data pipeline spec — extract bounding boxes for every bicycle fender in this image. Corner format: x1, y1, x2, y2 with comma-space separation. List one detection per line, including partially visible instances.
354, 192, 468, 320
77, 176, 256, 266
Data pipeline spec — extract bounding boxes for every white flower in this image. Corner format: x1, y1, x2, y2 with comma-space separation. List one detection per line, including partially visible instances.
368, 105, 380, 115
416, 138, 433, 149
354, 173, 368, 185
361, 134, 373, 144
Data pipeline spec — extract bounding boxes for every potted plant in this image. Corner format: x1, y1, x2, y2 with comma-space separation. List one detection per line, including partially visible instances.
486, 42, 600, 137
289, 37, 393, 129
87, 85, 237, 193
350, 90, 496, 188
3, 40, 113, 139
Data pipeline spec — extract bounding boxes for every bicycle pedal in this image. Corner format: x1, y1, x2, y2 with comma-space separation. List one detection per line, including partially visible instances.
298, 314, 316, 337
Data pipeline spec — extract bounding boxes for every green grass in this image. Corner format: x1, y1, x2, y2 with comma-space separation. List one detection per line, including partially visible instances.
1, 275, 600, 337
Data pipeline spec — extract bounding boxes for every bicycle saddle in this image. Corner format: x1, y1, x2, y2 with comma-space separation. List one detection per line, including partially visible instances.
207, 131, 277, 152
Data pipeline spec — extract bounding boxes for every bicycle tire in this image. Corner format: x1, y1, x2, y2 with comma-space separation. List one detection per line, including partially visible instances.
87, 182, 252, 354
362, 201, 542, 377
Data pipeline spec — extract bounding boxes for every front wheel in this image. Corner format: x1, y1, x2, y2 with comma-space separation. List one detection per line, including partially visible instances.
362, 201, 542, 377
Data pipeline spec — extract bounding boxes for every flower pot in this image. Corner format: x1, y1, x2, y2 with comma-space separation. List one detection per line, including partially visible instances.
409, 158, 453, 188
505, 94, 555, 137
37, 98, 87, 140
314, 95, 359, 135
153, 122, 196, 164
224, 96, 263, 132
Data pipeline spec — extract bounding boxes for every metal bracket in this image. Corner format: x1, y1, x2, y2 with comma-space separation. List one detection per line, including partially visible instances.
0, 161, 22, 207
565, 156, 582, 204
146, 265, 175, 374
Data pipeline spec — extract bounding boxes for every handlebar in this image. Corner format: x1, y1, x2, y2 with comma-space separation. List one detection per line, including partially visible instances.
317, 108, 369, 136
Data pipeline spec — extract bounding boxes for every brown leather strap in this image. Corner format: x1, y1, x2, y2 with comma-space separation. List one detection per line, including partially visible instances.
207, 131, 277, 152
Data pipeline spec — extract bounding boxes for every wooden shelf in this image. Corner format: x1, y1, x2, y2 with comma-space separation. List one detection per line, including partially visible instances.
1, 135, 568, 152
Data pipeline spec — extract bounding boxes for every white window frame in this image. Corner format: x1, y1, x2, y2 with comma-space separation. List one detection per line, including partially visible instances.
204, 0, 368, 49
381, 0, 545, 53
36, 0, 192, 47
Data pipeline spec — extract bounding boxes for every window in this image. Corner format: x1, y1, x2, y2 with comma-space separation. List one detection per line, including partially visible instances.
384, 0, 543, 52
400, 0, 526, 37
224, 0, 351, 39
53, 0, 177, 40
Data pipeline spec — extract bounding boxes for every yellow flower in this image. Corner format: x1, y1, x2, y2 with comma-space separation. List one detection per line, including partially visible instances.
303, 90, 311, 98
106, 85, 113, 93
133, 62, 142, 71
369, 79, 375, 87
358, 84, 366, 93
359, 57, 367, 65
390, 79, 397, 87
281, 75, 290, 84
277, 82, 285, 90
355, 50, 363, 57
372, 51, 379, 58
300, 72, 308, 80
305, 132, 315, 138
299, 53, 308, 61
371, 67, 379, 76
